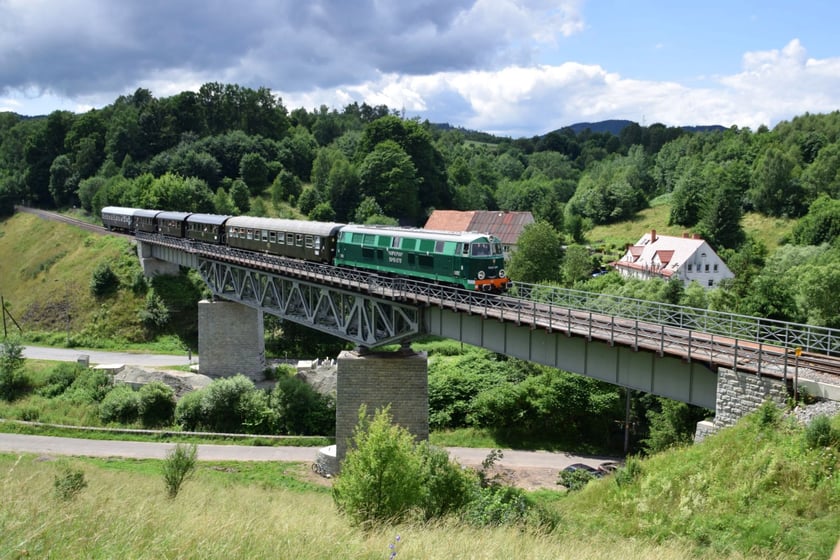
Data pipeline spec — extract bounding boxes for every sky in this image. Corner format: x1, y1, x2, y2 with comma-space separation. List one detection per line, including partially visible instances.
1, 0, 839, 138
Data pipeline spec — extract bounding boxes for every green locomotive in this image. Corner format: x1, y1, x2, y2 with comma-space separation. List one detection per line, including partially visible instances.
334, 224, 510, 292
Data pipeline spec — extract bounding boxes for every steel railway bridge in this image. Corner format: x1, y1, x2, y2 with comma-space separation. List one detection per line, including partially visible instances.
136, 232, 840, 412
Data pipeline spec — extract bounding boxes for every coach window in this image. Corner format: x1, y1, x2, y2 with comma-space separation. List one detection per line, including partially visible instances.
246, 229, 253, 240
296, 234, 303, 247
269, 231, 276, 243
262, 230, 268, 242
286, 233, 294, 245
314, 236, 321, 250
305, 235, 313, 248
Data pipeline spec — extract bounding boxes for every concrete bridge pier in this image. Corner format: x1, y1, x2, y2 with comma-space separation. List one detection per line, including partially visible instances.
335, 349, 429, 464
197, 299, 265, 379
137, 241, 180, 277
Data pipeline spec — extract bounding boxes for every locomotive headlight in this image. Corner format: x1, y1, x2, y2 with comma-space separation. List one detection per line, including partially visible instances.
477, 270, 486, 280
499, 269, 506, 278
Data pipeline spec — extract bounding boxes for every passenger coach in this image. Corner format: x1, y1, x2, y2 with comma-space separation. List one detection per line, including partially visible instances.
225, 216, 344, 263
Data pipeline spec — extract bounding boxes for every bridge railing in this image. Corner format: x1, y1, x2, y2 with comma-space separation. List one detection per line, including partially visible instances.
511, 282, 840, 356
136, 232, 840, 357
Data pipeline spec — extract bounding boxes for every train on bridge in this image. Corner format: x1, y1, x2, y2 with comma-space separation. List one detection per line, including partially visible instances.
101, 207, 511, 293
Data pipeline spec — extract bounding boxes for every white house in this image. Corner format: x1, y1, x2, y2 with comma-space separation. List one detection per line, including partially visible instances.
612, 230, 734, 288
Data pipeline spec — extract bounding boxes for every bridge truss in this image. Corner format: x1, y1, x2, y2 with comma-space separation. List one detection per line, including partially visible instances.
195, 257, 422, 347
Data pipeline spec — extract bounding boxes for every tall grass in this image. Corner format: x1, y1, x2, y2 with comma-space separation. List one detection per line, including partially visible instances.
0, 453, 749, 560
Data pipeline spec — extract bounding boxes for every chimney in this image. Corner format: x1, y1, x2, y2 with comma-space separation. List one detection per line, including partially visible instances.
683, 232, 689, 238
692, 233, 701, 240
650, 229, 657, 242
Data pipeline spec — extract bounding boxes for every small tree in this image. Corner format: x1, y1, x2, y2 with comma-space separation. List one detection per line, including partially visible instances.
162, 443, 198, 498
90, 262, 119, 297
0, 337, 27, 401
332, 406, 424, 526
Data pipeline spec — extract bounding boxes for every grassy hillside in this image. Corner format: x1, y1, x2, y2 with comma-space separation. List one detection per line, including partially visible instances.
0, 212, 185, 350
586, 197, 796, 259
1, 405, 837, 559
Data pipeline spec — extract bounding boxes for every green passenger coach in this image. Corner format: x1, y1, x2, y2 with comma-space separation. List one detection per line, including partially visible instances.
334, 224, 510, 292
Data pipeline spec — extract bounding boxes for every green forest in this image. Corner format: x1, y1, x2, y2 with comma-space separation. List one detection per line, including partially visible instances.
3, 83, 840, 329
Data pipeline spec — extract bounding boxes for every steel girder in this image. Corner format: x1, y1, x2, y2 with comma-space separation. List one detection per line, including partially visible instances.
196, 257, 422, 347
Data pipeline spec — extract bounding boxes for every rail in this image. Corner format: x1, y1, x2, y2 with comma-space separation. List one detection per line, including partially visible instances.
135, 232, 840, 380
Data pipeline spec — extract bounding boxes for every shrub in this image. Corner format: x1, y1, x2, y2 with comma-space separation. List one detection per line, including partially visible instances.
37, 363, 80, 398
174, 389, 204, 431
805, 415, 838, 449
162, 443, 197, 498
175, 376, 275, 434
415, 441, 476, 520
61, 368, 112, 404
755, 400, 782, 429
54, 467, 88, 501
332, 406, 424, 526
138, 381, 176, 428
557, 467, 596, 492
0, 337, 28, 401
99, 384, 141, 424
201, 375, 274, 434
462, 485, 531, 527
90, 261, 119, 297
271, 374, 335, 435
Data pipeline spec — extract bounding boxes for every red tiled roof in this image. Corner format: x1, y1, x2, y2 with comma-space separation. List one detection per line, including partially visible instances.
655, 250, 675, 265
424, 210, 534, 244
423, 210, 474, 233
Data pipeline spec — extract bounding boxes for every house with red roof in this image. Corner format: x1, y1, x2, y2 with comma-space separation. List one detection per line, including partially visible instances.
613, 230, 734, 288
423, 210, 534, 260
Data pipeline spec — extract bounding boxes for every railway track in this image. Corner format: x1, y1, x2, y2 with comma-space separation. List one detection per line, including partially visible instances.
19, 206, 840, 387
15, 206, 128, 237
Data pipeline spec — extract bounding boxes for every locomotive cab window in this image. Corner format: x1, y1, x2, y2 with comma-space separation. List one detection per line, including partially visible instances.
462, 243, 469, 256
435, 241, 445, 253
391, 237, 401, 249
471, 243, 491, 256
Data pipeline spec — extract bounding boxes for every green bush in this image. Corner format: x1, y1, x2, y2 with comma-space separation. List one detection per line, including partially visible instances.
332, 406, 425, 526
557, 467, 596, 492
138, 381, 176, 428
415, 441, 476, 520
162, 443, 197, 498
61, 368, 112, 405
174, 390, 204, 431
37, 363, 80, 398
54, 467, 88, 501
271, 374, 335, 435
174, 376, 275, 434
0, 338, 28, 401
99, 384, 141, 424
90, 261, 119, 297
805, 415, 838, 449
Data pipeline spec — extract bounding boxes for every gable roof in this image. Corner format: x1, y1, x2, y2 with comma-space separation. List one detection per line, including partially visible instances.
613, 230, 732, 279
424, 210, 534, 245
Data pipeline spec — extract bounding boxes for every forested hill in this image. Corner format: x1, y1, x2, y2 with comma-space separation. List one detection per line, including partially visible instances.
2, 83, 840, 331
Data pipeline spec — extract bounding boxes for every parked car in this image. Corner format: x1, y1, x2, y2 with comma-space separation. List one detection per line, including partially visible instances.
562, 463, 603, 477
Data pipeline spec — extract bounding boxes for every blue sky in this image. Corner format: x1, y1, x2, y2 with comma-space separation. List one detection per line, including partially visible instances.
1, 0, 839, 137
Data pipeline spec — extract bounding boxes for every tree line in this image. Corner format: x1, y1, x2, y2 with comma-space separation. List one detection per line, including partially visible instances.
3, 84, 840, 326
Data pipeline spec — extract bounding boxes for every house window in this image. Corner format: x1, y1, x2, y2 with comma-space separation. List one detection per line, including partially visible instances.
687, 264, 693, 272
713, 264, 718, 272
708, 279, 714, 287
705, 264, 709, 272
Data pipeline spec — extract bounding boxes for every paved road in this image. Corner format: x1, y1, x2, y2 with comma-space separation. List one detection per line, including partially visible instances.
21, 345, 193, 367
0, 434, 609, 469
6, 346, 613, 469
